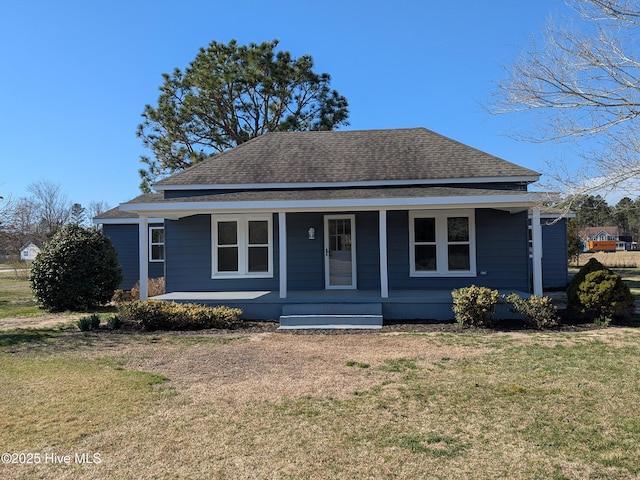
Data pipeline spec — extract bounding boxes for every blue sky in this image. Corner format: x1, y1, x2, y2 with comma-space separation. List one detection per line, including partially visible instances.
1, 0, 572, 211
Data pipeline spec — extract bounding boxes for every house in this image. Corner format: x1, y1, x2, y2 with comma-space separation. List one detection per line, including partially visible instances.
95, 127, 569, 327
580, 226, 633, 251
20, 242, 41, 261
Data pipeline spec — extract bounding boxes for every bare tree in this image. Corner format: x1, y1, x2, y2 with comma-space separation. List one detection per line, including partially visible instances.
490, 0, 640, 204
27, 180, 71, 238
87, 200, 110, 221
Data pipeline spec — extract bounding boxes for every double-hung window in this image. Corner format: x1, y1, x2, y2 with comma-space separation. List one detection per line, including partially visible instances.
212, 215, 273, 278
149, 227, 165, 262
409, 210, 476, 277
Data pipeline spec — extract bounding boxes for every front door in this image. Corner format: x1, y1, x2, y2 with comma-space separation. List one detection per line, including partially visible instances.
324, 215, 356, 289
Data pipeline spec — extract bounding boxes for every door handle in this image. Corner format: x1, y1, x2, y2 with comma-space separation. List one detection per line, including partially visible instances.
325, 248, 329, 257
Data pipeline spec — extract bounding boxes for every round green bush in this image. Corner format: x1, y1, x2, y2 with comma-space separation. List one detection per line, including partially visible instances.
578, 270, 635, 323
451, 285, 500, 327
29, 224, 122, 311
566, 257, 610, 315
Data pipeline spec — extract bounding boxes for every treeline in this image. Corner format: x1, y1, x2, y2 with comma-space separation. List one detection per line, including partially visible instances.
0, 180, 109, 261
570, 194, 640, 239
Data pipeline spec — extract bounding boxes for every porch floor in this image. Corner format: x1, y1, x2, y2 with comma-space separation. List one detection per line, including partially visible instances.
153, 289, 456, 304
152, 289, 528, 321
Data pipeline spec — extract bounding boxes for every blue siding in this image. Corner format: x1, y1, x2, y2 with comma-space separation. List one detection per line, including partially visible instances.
387, 209, 530, 292
162, 209, 533, 295
285, 212, 381, 291
542, 219, 569, 288
165, 214, 280, 292
286, 213, 324, 290
475, 209, 530, 291
102, 223, 164, 290
356, 212, 381, 290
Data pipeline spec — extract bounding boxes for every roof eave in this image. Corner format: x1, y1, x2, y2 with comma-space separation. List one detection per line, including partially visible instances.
153, 176, 541, 192
120, 192, 542, 219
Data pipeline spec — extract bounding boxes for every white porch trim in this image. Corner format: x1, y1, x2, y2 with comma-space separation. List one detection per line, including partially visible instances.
119, 192, 539, 219
278, 212, 287, 299
531, 207, 543, 296
138, 215, 149, 299
379, 209, 389, 298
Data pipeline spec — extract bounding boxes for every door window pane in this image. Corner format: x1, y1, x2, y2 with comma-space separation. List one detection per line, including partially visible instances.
329, 219, 352, 251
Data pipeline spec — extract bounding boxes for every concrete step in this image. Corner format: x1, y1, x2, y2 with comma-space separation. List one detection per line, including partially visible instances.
282, 303, 382, 316
279, 303, 383, 330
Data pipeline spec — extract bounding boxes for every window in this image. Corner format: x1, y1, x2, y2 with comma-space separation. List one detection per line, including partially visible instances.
149, 227, 165, 262
212, 215, 273, 277
409, 210, 476, 277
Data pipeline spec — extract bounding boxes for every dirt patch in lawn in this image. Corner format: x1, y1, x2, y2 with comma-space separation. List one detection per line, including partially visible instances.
121, 331, 488, 404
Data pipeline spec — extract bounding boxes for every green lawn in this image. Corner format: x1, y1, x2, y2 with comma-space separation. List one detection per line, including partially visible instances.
0, 270, 39, 318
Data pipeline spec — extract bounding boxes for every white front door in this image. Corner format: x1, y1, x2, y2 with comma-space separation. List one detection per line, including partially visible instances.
324, 215, 357, 289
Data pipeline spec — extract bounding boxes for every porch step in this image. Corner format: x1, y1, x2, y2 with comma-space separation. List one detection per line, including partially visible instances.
279, 303, 383, 330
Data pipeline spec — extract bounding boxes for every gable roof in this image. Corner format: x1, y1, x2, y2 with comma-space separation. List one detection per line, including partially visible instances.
581, 226, 620, 239
154, 127, 539, 190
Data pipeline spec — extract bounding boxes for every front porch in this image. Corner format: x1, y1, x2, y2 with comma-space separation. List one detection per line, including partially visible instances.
152, 289, 528, 326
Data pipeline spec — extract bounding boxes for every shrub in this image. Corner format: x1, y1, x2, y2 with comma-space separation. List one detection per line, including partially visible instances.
112, 289, 133, 304
505, 293, 559, 329
131, 277, 165, 300
107, 315, 122, 330
77, 313, 101, 331
118, 300, 242, 331
567, 258, 609, 315
30, 224, 122, 311
451, 285, 500, 327
578, 270, 635, 324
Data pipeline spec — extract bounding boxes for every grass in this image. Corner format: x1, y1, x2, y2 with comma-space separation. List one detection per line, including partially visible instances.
573, 251, 640, 268
0, 355, 172, 451
0, 271, 39, 319
1, 328, 640, 479
1, 268, 640, 478
0, 269, 117, 323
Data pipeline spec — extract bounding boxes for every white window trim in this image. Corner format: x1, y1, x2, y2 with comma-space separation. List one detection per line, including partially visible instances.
409, 209, 477, 277
149, 226, 165, 263
212, 214, 274, 279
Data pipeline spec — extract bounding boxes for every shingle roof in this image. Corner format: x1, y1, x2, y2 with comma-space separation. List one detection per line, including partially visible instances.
124, 186, 530, 205
154, 128, 539, 188
93, 194, 162, 220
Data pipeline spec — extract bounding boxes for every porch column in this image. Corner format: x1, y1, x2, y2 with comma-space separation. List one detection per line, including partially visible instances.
138, 215, 149, 299
278, 212, 287, 299
531, 207, 543, 296
379, 209, 389, 298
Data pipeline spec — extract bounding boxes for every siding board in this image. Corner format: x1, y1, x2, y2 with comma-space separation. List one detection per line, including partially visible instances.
542, 219, 569, 288
103, 223, 164, 290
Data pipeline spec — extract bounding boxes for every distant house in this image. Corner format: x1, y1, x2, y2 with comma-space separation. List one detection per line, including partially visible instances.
20, 242, 41, 261
94, 127, 570, 327
580, 226, 634, 251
